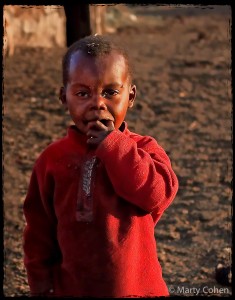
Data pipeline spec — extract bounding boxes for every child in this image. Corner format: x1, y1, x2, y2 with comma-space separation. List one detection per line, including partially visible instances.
23, 35, 178, 297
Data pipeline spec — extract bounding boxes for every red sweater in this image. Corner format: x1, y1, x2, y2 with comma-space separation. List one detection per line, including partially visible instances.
23, 122, 178, 297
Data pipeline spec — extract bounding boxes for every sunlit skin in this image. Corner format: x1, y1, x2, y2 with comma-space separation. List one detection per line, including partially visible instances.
60, 50, 136, 147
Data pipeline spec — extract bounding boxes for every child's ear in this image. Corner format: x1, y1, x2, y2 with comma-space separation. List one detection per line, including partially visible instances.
59, 86, 67, 109
128, 84, 136, 108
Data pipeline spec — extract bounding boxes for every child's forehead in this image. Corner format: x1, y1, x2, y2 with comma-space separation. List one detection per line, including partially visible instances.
71, 49, 125, 64
69, 50, 128, 73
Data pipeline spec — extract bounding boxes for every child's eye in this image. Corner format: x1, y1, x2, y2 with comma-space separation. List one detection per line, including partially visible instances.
75, 91, 90, 98
102, 89, 119, 98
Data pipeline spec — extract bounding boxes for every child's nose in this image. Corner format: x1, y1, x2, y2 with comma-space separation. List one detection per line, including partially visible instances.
90, 93, 106, 110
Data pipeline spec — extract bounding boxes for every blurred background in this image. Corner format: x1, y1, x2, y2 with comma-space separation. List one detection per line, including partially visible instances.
3, 4, 232, 296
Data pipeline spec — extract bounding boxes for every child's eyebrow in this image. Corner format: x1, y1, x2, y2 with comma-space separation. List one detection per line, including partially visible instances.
70, 82, 124, 89
104, 83, 124, 89
70, 83, 90, 89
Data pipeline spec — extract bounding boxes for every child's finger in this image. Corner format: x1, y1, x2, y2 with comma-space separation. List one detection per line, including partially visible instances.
105, 120, 115, 130
87, 136, 100, 145
87, 120, 106, 131
86, 129, 100, 139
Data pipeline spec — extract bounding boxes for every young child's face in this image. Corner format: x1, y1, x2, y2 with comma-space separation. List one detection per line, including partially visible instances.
60, 50, 136, 134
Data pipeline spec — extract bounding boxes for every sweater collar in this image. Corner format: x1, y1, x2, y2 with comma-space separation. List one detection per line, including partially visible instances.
67, 125, 88, 147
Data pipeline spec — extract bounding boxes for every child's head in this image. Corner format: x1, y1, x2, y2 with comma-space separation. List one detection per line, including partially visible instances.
60, 35, 136, 133
62, 35, 133, 87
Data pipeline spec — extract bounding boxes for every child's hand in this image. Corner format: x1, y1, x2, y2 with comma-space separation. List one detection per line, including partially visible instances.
86, 119, 115, 146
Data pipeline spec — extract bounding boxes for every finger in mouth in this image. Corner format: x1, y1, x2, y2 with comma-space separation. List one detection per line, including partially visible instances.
100, 119, 114, 126
99, 119, 107, 126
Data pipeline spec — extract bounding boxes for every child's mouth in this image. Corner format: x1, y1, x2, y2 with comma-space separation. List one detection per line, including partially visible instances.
100, 119, 110, 126
84, 118, 113, 126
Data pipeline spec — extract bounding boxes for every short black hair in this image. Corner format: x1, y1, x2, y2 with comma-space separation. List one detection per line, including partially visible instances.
62, 34, 133, 86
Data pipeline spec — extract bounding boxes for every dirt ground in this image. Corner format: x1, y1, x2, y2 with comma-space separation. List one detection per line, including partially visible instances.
3, 5, 232, 297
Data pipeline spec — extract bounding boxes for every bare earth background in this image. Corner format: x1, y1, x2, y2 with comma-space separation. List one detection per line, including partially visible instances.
3, 5, 232, 297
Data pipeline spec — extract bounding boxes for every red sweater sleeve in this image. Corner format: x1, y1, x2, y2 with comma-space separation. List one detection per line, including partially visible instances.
23, 157, 58, 296
96, 130, 178, 224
